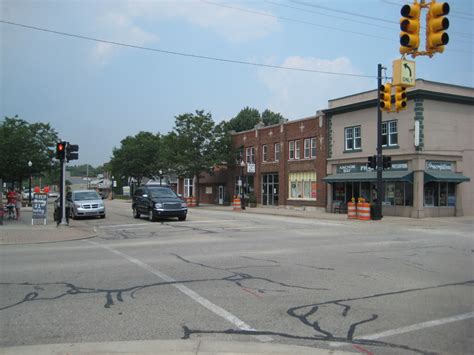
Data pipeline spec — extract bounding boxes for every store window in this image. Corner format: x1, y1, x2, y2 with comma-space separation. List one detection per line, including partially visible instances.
289, 171, 317, 200
275, 143, 280, 161
289, 141, 295, 160
295, 140, 301, 159
424, 182, 456, 207
262, 145, 268, 162
345, 126, 361, 151
382, 120, 398, 147
246, 147, 255, 164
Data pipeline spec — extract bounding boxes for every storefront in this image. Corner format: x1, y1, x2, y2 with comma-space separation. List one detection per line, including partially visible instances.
324, 161, 414, 217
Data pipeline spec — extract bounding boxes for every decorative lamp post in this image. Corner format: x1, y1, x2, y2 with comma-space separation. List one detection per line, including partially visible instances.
111, 176, 114, 200
159, 170, 163, 186
238, 156, 246, 210
28, 160, 33, 206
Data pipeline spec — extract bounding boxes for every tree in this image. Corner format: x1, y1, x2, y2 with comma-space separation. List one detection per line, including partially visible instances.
109, 131, 162, 186
0, 116, 58, 187
228, 107, 261, 132
172, 110, 217, 205
261, 109, 285, 126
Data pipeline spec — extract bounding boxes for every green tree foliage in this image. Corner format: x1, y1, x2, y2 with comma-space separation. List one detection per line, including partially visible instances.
0, 116, 58, 186
109, 131, 162, 186
261, 109, 285, 126
227, 107, 286, 132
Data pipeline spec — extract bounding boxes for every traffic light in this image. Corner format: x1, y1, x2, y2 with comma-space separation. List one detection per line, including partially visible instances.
367, 155, 377, 170
56, 141, 67, 160
66, 143, 79, 162
395, 86, 407, 111
399, 2, 421, 55
379, 83, 392, 112
426, 2, 449, 54
383, 155, 392, 169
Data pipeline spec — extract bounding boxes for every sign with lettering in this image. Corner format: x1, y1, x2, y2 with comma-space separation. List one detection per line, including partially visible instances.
32, 193, 48, 222
336, 161, 408, 174
426, 161, 453, 171
247, 163, 256, 174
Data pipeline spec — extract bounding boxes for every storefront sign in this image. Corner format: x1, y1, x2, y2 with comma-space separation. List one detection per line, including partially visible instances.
336, 161, 408, 174
426, 161, 453, 171
247, 163, 256, 174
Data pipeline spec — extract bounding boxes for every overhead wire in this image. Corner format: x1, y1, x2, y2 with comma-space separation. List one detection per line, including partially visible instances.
0, 20, 376, 79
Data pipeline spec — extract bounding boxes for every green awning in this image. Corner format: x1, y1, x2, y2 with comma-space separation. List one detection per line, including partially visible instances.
323, 171, 413, 183
424, 171, 470, 183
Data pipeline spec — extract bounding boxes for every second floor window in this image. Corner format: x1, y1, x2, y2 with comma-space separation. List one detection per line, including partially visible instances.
311, 137, 317, 157
345, 126, 361, 151
246, 147, 255, 163
262, 145, 268, 162
275, 143, 280, 161
382, 120, 398, 147
295, 140, 301, 159
289, 141, 295, 160
304, 138, 311, 158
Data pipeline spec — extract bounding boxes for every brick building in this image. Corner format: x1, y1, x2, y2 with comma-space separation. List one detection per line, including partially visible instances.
229, 114, 327, 210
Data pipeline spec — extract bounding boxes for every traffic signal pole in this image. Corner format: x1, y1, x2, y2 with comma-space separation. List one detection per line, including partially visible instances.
60, 159, 68, 225
374, 64, 384, 221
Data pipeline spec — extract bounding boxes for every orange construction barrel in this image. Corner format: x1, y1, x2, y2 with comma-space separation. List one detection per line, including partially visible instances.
232, 197, 241, 211
357, 202, 371, 221
347, 201, 357, 219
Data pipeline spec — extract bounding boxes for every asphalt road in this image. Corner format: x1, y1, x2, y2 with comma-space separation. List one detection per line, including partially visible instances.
1, 200, 473, 354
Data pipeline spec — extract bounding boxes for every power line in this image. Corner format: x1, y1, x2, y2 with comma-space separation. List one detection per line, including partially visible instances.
379, 0, 474, 20
201, 0, 392, 41
0, 20, 376, 78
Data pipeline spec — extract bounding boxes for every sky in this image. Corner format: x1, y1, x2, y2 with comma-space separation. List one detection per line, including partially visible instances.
1, 0, 473, 166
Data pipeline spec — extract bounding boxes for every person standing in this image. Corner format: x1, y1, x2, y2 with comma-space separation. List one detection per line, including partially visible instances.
6, 188, 16, 219
15, 189, 23, 220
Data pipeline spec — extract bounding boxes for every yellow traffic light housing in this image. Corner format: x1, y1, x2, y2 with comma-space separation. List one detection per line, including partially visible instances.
426, 1, 449, 54
395, 86, 407, 111
379, 83, 392, 112
399, 2, 421, 55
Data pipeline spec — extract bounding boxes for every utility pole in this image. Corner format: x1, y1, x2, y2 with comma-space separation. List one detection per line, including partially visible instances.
374, 64, 384, 220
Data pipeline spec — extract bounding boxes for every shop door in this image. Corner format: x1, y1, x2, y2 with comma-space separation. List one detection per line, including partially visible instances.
262, 174, 279, 206
218, 186, 224, 205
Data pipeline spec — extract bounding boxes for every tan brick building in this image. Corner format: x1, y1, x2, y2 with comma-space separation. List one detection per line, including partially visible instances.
323, 80, 473, 217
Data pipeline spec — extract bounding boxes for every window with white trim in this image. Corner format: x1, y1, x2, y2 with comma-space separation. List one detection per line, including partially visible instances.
246, 147, 255, 163
345, 126, 361, 151
311, 137, 317, 157
289, 141, 295, 160
184, 178, 193, 198
304, 139, 310, 159
262, 145, 268, 162
382, 120, 398, 147
275, 143, 280, 161
295, 140, 301, 159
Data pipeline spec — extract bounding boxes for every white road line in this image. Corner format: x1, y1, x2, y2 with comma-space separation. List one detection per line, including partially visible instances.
330, 311, 474, 347
98, 223, 152, 229
86, 240, 272, 343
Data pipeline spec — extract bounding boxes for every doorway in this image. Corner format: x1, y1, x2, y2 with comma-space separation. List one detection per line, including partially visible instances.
262, 174, 279, 206
218, 185, 224, 205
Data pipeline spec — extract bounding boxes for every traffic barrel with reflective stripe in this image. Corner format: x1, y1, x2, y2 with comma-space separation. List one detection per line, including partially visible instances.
357, 202, 371, 221
347, 201, 357, 219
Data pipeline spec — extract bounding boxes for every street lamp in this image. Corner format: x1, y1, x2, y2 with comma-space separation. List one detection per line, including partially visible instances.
28, 161, 32, 206
238, 155, 246, 210
111, 176, 114, 200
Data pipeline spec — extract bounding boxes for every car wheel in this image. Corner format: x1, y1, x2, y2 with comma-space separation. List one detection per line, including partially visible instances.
148, 209, 155, 222
178, 215, 187, 221
70, 209, 76, 220
100, 215, 106, 219
133, 207, 140, 219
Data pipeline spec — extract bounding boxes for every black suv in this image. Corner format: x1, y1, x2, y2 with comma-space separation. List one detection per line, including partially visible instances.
132, 186, 187, 221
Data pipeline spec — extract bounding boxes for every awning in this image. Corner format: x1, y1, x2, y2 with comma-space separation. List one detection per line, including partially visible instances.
323, 171, 413, 183
424, 171, 470, 183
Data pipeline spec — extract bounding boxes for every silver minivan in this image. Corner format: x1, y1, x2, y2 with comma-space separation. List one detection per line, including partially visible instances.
67, 190, 106, 219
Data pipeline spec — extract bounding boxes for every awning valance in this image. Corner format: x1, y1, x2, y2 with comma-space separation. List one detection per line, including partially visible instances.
424, 171, 470, 183
323, 171, 413, 183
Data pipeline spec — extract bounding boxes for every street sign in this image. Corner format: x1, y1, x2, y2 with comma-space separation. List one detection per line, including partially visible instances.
392, 59, 416, 87
247, 163, 256, 174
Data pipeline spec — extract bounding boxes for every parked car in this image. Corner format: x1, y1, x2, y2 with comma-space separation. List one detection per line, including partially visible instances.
66, 189, 106, 219
22, 189, 34, 200
132, 186, 187, 221
47, 191, 60, 199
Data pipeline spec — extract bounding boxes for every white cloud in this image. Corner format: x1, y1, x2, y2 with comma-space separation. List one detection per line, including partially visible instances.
91, 12, 158, 66
258, 56, 373, 119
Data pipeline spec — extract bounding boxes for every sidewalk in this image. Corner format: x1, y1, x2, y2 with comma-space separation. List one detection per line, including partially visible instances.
0, 205, 97, 245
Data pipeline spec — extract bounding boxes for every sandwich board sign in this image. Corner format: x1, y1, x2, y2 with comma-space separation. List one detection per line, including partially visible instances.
32, 192, 48, 225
